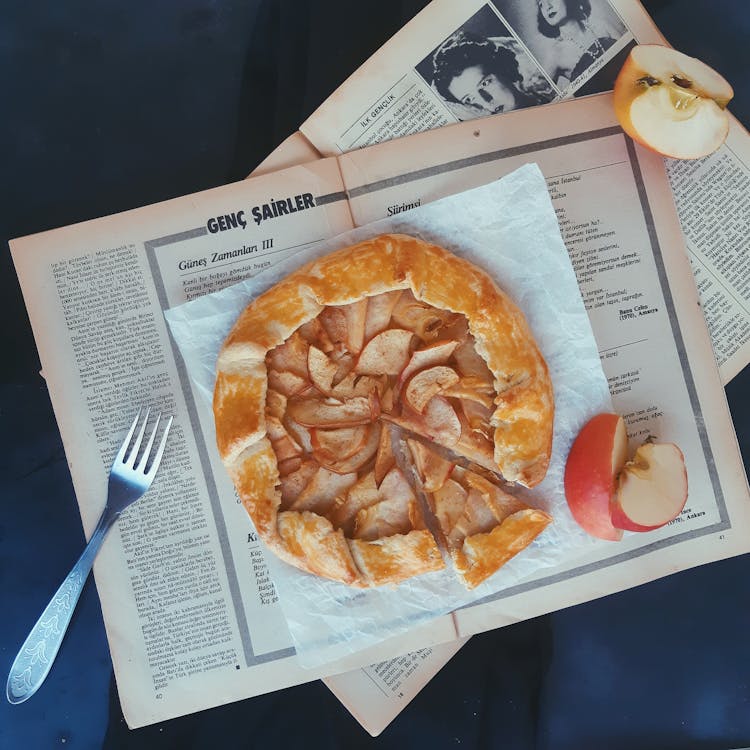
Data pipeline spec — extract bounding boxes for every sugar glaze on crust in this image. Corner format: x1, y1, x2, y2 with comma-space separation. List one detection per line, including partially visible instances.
213, 234, 554, 588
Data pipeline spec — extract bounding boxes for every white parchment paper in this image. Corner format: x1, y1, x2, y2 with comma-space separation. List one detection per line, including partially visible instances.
165, 164, 612, 668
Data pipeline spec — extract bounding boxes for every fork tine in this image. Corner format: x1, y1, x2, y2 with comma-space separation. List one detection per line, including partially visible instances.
135, 411, 161, 471
144, 415, 173, 477
115, 409, 143, 464
125, 407, 150, 467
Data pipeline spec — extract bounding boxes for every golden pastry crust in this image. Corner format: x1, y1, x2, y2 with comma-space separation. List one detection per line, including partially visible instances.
457, 509, 552, 589
214, 234, 554, 588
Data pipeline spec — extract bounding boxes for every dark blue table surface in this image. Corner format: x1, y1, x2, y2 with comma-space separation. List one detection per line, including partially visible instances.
1, 2, 748, 748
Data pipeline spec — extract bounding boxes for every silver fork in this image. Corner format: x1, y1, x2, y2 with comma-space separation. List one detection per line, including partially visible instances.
6, 408, 172, 704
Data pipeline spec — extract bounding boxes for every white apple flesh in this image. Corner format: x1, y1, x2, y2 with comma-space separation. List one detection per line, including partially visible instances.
611, 442, 688, 531
614, 45, 734, 159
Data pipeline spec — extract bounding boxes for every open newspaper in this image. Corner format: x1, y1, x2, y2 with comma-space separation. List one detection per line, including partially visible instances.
10, 92, 750, 734
254, 0, 750, 387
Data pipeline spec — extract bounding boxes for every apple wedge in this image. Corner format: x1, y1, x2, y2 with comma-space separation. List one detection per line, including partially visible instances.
392, 291, 458, 341
457, 398, 494, 438
564, 413, 628, 541
364, 290, 403, 341
353, 467, 417, 540
355, 328, 414, 376
288, 466, 359, 513
453, 338, 494, 384
613, 44, 734, 159
311, 425, 369, 464
404, 365, 460, 414
447, 489, 499, 548
454, 432, 496, 474
331, 373, 387, 401
307, 345, 339, 394
380, 386, 395, 414
342, 299, 368, 355
319, 307, 349, 348
452, 409, 496, 472
280, 459, 319, 507
297, 317, 335, 353
443, 377, 496, 410
267, 331, 309, 377
431, 477, 468, 537
329, 471, 381, 533
265, 414, 294, 443
374, 424, 396, 485
352, 496, 415, 541
283, 415, 313, 454
268, 369, 309, 397
611, 442, 688, 531
397, 340, 459, 389
407, 439, 454, 493
456, 466, 527, 521
423, 396, 461, 446
271, 434, 303, 463
386, 396, 461, 448
265, 416, 303, 463
315, 424, 382, 475
286, 393, 378, 428
330, 348, 356, 386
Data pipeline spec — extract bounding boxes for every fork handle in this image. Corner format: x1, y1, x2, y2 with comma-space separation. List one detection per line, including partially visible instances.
6, 509, 116, 704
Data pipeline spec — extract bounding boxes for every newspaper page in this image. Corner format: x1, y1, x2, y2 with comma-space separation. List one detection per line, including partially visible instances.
293, 0, 750, 384
9, 157, 461, 728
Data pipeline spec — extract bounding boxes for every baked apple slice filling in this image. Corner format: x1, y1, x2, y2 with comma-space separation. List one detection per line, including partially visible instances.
262, 289, 549, 588
214, 235, 554, 590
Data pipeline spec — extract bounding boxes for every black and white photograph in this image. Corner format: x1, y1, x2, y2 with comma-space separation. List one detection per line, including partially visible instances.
494, 0, 628, 89
415, 5, 556, 122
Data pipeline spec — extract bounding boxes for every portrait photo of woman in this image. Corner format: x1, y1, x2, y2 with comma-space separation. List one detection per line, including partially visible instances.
537, 0, 616, 85
493, 0, 627, 91
419, 27, 556, 122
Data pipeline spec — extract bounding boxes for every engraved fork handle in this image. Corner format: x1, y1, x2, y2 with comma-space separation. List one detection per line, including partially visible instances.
6, 507, 117, 704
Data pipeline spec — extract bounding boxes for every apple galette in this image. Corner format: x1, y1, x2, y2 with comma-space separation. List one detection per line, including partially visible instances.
213, 234, 554, 589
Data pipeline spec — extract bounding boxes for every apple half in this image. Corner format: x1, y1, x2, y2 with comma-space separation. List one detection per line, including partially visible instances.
613, 44, 733, 159
564, 413, 689, 540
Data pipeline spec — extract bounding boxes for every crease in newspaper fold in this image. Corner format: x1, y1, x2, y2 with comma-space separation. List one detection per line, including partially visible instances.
8, 1, 750, 734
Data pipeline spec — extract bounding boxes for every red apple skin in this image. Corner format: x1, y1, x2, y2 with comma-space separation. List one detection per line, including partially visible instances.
609, 443, 688, 532
564, 413, 627, 541
609, 498, 673, 533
